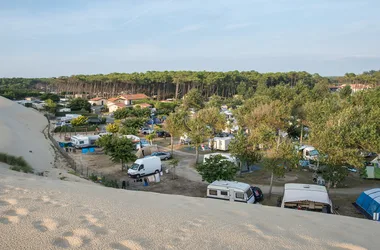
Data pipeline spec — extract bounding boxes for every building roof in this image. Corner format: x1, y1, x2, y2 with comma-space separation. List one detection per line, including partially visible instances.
120, 93, 149, 100
113, 103, 126, 108
283, 183, 331, 205
90, 97, 104, 101
339, 84, 373, 90
108, 97, 122, 102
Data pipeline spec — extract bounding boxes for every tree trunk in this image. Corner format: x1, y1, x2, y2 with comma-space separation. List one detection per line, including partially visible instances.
121, 159, 124, 172
300, 123, 304, 145
170, 136, 174, 155
175, 82, 179, 100
195, 144, 199, 163
268, 170, 274, 198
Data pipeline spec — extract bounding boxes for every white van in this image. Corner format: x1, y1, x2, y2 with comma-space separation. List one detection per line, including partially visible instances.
128, 156, 162, 178
207, 181, 255, 204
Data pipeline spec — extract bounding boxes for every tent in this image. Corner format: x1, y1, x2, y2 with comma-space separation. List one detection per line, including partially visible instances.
355, 188, 380, 219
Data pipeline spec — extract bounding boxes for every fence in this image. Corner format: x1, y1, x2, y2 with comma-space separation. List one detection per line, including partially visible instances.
45, 114, 122, 187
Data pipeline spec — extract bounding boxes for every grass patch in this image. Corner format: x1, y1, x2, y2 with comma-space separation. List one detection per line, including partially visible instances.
0, 152, 34, 173
67, 170, 79, 176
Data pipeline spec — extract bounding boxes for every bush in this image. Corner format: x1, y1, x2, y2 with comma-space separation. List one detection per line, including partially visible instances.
0, 152, 33, 173
53, 125, 98, 133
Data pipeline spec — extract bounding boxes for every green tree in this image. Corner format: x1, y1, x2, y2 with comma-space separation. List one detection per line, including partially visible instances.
182, 88, 204, 111
229, 129, 262, 175
40, 93, 60, 102
206, 95, 223, 108
106, 123, 120, 133
339, 85, 352, 99
96, 135, 137, 171
145, 134, 156, 145
69, 98, 91, 111
243, 100, 297, 197
196, 155, 239, 183
71, 116, 88, 126
45, 99, 57, 113
236, 82, 247, 96
119, 117, 147, 135
164, 111, 186, 154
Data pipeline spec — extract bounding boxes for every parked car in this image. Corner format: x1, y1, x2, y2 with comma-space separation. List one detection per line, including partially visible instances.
141, 127, 154, 135
156, 131, 171, 137
250, 186, 264, 203
345, 166, 358, 173
150, 151, 172, 160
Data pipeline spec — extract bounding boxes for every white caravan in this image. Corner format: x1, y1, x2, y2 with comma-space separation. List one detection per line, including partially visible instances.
128, 156, 162, 179
299, 145, 319, 161
71, 135, 100, 148
207, 181, 255, 204
281, 183, 333, 213
209, 137, 232, 151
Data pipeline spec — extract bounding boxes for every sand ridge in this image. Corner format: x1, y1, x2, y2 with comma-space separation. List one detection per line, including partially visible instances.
1, 167, 379, 250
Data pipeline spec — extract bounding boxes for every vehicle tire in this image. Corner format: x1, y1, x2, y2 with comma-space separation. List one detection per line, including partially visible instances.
136, 174, 141, 179
155, 170, 159, 174
164, 157, 169, 161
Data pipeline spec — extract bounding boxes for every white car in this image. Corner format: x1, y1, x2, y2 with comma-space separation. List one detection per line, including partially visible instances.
141, 128, 154, 135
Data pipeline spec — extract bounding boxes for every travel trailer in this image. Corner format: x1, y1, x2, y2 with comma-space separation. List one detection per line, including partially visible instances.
207, 181, 255, 204
71, 135, 100, 148
209, 137, 232, 151
281, 183, 333, 213
128, 156, 162, 178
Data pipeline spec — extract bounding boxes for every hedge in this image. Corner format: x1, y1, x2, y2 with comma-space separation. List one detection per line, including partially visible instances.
53, 125, 99, 133
0, 152, 34, 173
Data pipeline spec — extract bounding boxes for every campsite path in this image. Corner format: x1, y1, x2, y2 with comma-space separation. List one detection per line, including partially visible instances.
158, 146, 203, 183
158, 146, 377, 196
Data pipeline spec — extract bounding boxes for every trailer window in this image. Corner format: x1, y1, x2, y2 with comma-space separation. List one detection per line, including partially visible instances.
220, 191, 228, 196
209, 189, 217, 196
235, 192, 244, 199
80, 141, 84, 144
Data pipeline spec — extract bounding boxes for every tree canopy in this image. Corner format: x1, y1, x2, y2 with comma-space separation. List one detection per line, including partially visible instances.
196, 155, 239, 183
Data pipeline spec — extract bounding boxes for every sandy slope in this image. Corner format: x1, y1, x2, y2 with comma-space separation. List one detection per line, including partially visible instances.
1, 166, 379, 250
0, 97, 89, 182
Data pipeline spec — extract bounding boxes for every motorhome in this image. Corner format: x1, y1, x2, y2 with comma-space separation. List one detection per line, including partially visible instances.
128, 156, 162, 178
281, 183, 333, 213
207, 181, 255, 204
61, 114, 81, 123
71, 135, 100, 148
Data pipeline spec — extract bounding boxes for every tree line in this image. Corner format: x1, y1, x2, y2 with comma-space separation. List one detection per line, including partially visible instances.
1, 70, 380, 101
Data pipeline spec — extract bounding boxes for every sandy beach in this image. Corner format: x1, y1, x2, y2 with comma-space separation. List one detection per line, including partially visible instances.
0, 96, 379, 249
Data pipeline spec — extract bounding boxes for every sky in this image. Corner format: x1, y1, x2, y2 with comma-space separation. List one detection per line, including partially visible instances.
1, 0, 379, 77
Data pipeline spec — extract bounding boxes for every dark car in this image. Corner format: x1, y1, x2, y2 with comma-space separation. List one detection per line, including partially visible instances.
250, 186, 264, 203
156, 131, 171, 138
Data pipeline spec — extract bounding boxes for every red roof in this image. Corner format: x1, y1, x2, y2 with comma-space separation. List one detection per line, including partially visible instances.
114, 103, 126, 108
121, 94, 149, 100
90, 97, 104, 101
108, 97, 122, 102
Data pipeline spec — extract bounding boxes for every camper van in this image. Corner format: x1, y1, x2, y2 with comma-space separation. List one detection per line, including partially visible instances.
281, 183, 333, 213
300, 146, 319, 161
71, 135, 100, 148
207, 181, 255, 204
128, 156, 162, 179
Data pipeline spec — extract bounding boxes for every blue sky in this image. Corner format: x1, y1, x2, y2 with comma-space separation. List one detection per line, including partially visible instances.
1, 0, 379, 77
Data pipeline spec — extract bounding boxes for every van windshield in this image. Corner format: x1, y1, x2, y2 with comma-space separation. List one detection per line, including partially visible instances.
246, 188, 253, 200
130, 163, 140, 170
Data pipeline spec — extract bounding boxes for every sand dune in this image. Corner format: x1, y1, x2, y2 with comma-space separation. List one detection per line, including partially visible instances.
0, 96, 379, 249
1, 166, 379, 250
